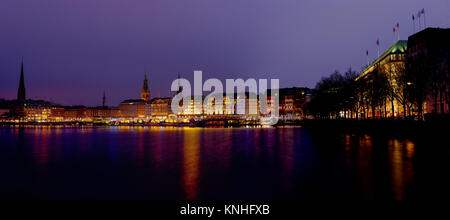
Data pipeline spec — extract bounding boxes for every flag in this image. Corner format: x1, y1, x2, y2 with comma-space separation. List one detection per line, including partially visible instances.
421, 8, 425, 14
397, 23, 399, 28
376, 39, 380, 46
412, 14, 415, 20
393, 27, 396, 33
366, 50, 368, 56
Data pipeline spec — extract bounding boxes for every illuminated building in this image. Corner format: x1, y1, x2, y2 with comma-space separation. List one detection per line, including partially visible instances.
203, 93, 258, 116
87, 107, 119, 118
182, 96, 204, 115
205, 95, 224, 115
223, 94, 235, 115
63, 106, 89, 121
406, 28, 450, 115
84, 92, 120, 120
355, 40, 408, 118
278, 87, 308, 121
49, 106, 65, 122
22, 101, 52, 122
119, 99, 151, 118
204, 93, 250, 115
236, 92, 258, 116
150, 97, 172, 116
260, 90, 278, 118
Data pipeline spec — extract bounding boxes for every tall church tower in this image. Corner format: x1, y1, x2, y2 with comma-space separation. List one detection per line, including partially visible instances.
141, 73, 150, 102
177, 73, 182, 95
17, 58, 26, 102
102, 91, 106, 108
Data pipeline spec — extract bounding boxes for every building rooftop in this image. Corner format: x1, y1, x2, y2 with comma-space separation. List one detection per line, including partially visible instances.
357, 40, 408, 80
408, 27, 450, 42
120, 99, 148, 104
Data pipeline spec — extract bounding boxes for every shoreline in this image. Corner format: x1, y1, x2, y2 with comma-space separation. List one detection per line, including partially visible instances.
301, 119, 450, 138
1, 119, 449, 134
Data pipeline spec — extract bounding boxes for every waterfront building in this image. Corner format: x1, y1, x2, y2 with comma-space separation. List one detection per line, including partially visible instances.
235, 92, 258, 116
87, 107, 114, 118
119, 99, 151, 118
48, 106, 65, 122
182, 95, 204, 115
406, 27, 450, 115
83, 92, 120, 120
204, 92, 258, 116
110, 108, 121, 118
223, 94, 236, 115
150, 97, 172, 117
205, 95, 223, 115
261, 88, 306, 122
278, 87, 308, 121
8, 99, 53, 122
22, 100, 52, 122
63, 106, 89, 121
205, 94, 226, 115
355, 40, 408, 118
351, 27, 450, 119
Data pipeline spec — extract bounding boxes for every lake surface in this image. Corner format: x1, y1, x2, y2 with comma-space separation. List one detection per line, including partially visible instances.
0, 126, 449, 199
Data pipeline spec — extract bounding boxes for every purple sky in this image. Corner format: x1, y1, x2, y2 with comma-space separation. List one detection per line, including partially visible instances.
0, 0, 449, 106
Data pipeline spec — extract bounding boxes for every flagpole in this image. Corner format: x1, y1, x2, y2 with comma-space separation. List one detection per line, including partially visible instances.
418, 12, 421, 31
377, 39, 380, 57
366, 50, 369, 66
397, 23, 400, 41
393, 27, 396, 44
423, 9, 426, 28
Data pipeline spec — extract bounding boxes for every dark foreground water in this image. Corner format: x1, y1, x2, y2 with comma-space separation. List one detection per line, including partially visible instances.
0, 126, 449, 200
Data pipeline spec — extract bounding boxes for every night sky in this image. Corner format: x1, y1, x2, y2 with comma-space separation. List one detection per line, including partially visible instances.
1, 0, 449, 106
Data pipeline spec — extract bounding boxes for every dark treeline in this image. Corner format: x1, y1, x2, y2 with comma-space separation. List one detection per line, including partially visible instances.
307, 68, 359, 119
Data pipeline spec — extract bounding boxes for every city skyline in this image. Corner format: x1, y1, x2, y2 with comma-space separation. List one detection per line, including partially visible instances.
1, 0, 449, 106
1, 1, 450, 205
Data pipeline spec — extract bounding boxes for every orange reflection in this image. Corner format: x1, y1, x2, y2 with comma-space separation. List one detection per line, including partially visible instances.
405, 140, 415, 159
389, 140, 404, 200
182, 128, 201, 199
34, 126, 50, 166
344, 134, 352, 151
388, 139, 415, 200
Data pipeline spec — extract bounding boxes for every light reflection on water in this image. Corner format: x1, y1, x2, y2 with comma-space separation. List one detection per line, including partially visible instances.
0, 126, 448, 199
182, 128, 201, 199
342, 135, 416, 200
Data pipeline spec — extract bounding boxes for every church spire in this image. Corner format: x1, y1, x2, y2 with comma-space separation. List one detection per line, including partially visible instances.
102, 91, 106, 108
177, 73, 182, 94
17, 57, 26, 102
141, 73, 150, 102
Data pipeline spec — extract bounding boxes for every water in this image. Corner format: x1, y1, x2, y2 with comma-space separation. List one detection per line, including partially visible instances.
0, 126, 449, 199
